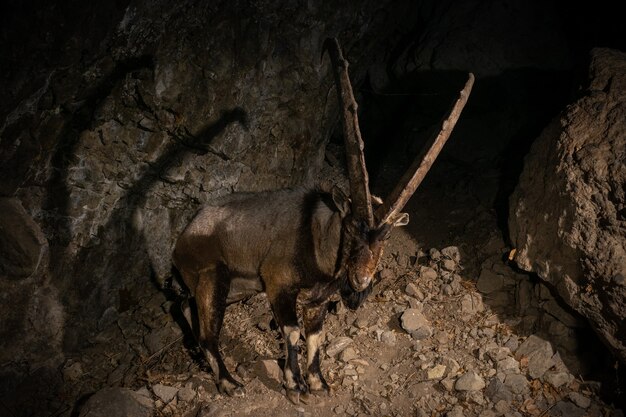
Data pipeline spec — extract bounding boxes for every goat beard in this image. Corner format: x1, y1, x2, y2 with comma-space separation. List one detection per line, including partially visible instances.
339, 275, 373, 310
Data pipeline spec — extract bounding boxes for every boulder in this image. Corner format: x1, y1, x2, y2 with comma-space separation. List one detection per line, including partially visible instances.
509, 48, 626, 363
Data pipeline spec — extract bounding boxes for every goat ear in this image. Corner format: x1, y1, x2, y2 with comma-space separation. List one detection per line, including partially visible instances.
391, 212, 410, 227
331, 186, 351, 216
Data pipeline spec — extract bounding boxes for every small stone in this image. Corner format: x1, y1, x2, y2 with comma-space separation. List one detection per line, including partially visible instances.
177, 387, 196, 402
420, 266, 438, 281
479, 410, 496, 417
134, 387, 153, 411
485, 378, 513, 403
353, 315, 371, 329
455, 371, 485, 391
256, 359, 283, 384
427, 364, 447, 380
504, 336, 520, 352
544, 371, 572, 388
405, 282, 420, 298
400, 309, 430, 333
446, 405, 464, 417
381, 330, 397, 345
442, 284, 455, 295
434, 330, 449, 345
442, 358, 461, 376
568, 392, 591, 409
410, 327, 433, 340
504, 374, 529, 395
515, 335, 554, 379
408, 297, 423, 309
553, 401, 586, 417
429, 248, 442, 261
78, 387, 153, 417
442, 259, 457, 272
497, 357, 520, 374
441, 246, 461, 264
152, 384, 178, 404
487, 347, 512, 362
340, 346, 358, 362
494, 400, 510, 414
441, 378, 455, 391
63, 361, 84, 382
460, 293, 484, 319
326, 336, 353, 357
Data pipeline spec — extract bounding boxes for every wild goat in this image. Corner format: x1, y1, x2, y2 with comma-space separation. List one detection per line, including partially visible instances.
172, 38, 474, 403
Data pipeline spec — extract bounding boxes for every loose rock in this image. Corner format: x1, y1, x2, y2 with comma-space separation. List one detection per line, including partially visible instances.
326, 336, 353, 357
515, 335, 554, 379
455, 371, 485, 391
78, 387, 154, 417
152, 384, 178, 403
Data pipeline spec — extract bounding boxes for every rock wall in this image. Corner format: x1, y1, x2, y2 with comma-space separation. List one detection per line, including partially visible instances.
0, 0, 419, 368
509, 48, 626, 363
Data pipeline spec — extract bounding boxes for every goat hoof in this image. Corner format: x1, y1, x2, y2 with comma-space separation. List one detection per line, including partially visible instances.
311, 387, 329, 397
219, 379, 245, 397
300, 391, 313, 404
286, 389, 301, 404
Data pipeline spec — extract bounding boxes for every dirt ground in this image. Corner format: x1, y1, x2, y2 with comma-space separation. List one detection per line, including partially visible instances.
50, 137, 623, 417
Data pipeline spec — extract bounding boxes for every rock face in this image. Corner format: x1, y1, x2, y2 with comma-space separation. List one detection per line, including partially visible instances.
0, 0, 417, 366
509, 48, 626, 363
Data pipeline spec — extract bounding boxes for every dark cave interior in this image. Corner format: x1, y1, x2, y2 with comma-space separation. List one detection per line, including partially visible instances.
1, 1, 625, 416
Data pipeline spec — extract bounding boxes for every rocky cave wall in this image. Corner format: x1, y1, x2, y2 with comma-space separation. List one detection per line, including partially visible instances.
510, 48, 626, 363
1, 0, 625, 404
0, 0, 421, 369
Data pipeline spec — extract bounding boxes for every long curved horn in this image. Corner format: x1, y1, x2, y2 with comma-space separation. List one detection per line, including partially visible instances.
324, 38, 374, 227
375, 73, 475, 226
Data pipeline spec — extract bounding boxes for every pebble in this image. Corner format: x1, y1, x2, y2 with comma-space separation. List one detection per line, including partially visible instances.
568, 392, 591, 409
487, 347, 512, 362
420, 266, 438, 281
380, 330, 397, 345
177, 386, 196, 402
442, 259, 457, 272
441, 378, 455, 391
497, 357, 520, 374
460, 293, 484, 318
515, 335, 554, 379
405, 282, 421, 298
152, 384, 179, 404
256, 359, 283, 384
503, 374, 529, 394
494, 400, 510, 414
446, 406, 464, 417
429, 248, 442, 261
340, 346, 358, 362
544, 370, 572, 388
441, 246, 461, 264
63, 361, 84, 382
427, 364, 447, 380
454, 371, 485, 391
485, 378, 513, 403
400, 309, 430, 333
326, 336, 353, 357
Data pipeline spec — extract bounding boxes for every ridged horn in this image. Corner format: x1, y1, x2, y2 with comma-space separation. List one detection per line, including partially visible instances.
375, 73, 475, 226
324, 37, 374, 227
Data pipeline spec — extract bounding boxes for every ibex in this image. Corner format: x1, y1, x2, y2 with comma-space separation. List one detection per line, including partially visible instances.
172, 38, 474, 403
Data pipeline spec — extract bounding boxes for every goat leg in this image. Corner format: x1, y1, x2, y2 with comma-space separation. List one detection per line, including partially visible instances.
304, 302, 330, 395
267, 287, 309, 403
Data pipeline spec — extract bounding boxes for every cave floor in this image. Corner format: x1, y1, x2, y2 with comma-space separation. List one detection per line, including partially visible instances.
40, 156, 621, 417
